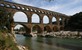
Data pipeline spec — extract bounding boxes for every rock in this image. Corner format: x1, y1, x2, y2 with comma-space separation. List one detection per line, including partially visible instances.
17, 45, 28, 50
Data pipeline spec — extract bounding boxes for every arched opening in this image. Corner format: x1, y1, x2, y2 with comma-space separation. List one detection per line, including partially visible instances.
59, 18, 62, 25
32, 25, 42, 34
13, 12, 28, 22
44, 26, 52, 32
53, 26, 58, 32
52, 17, 57, 24
14, 24, 31, 34
43, 15, 49, 24
32, 14, 40, 23
14, 24, 26, 34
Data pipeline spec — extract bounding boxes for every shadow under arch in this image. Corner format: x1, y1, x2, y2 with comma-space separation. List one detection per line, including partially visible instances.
53, 26, 58, 32
44, 25, 52, 32
52, 16, 57, 24
32, 25, 42, 33
60, 26, 64, 30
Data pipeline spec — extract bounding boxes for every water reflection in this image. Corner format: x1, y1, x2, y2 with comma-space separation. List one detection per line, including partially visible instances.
16, 34, 71, 50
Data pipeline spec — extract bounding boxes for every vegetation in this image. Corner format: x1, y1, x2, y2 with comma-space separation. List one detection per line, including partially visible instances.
65, 12, 82, 31
0, 30, 19, 50
0, 1, 18, 50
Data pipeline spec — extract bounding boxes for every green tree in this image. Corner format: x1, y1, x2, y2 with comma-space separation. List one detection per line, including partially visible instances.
66, 12, 82, 31
0, 7, 12, 32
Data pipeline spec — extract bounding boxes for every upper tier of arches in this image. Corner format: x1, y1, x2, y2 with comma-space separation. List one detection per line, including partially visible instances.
0, 1, 69, 18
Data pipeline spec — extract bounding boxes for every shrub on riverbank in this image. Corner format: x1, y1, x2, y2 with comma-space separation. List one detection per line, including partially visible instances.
0, 30, 19, 50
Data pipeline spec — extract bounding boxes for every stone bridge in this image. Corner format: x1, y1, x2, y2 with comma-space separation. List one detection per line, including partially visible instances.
0, 1, 69, 35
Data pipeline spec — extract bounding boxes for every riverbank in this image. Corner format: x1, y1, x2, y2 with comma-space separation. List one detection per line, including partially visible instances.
0, 31, 29, 50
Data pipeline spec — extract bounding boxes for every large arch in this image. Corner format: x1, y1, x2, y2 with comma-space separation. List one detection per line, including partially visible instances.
52, 17, 57, 24
13, 12, 28, 22
14, 23, 31, 34
43, 15, 49, 24
32, 14, 40, 23
32, 25, 42, 33
44, 25, 52, 32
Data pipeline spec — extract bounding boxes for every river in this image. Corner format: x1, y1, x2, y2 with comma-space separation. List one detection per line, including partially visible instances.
15, 34, 74, 50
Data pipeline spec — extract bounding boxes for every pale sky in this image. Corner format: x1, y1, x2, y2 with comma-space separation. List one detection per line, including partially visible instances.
5, 0, 82, 29
5, 0, 82, 15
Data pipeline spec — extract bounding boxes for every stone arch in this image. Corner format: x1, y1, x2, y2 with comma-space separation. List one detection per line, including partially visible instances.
52, 17, 57, 24
12, 5, 16, 8
0, 3, 5, 6
44, 25, 52, 32
59, 18, 62, 21
21, 7, 25, 10
30, 8, 33, 11
26, 8, 29, 11
13, 11, 28, 22
17, 6, 21, 9
32, 13, 40, 23
14, 23, 31, 34
43, 15, 49, 24
59, 17, 62, 25
38, 10, 41, 13
6, 4, 11, 7
53, 26, 58, 32
32, 25, 42, 33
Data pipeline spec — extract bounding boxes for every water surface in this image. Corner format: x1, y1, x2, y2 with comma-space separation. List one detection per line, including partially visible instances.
16, 34, 72, 50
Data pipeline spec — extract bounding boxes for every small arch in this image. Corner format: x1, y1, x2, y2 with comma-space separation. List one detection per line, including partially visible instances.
53, 26, 58, 32
13, 12, 28, 22
59, 18, 62, 25
43, 15, 49, 24
26, 8, 29, 10
32, 25, 42, 33
41, 11, 43, 13
30, 9, 33, 11
59, 18, 61, 21
38, 10, 40, 13
0, 4, 4, 6
17, 6, 21, 9
32, 14, 40, 23
6, 4, 10, 7
44, 25, 52, 32
12, 5, 16, 8
34, 9, 37, 12
22, 7, 25, 10
42, 11, 44, 13
52, 17, 57, 24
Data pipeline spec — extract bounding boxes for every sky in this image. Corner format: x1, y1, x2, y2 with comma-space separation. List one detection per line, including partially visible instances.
5, 0, 82, 15
4, 0, 82, 29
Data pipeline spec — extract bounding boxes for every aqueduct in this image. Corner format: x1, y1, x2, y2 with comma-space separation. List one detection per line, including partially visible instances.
0, 1, 69, 35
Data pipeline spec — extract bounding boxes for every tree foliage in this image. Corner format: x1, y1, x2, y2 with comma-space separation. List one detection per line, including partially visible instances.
65, 12, 82, 31
0, 7, 11, 32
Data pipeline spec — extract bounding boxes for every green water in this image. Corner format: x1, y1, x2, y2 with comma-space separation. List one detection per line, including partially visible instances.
16, 34, 81, 50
